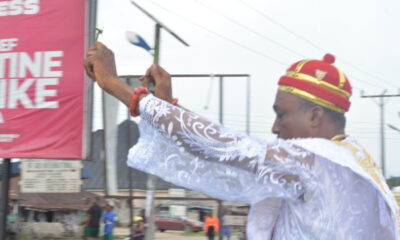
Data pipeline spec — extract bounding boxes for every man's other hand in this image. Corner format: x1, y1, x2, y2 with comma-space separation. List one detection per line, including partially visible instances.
141, 64, 173, 102
85, 42, 119, 92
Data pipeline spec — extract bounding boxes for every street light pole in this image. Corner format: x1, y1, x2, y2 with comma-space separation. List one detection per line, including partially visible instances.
129, 2, 189, 239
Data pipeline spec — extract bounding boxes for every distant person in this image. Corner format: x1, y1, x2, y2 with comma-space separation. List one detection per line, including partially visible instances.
138, 209, 146, 223
199, 210, 205, 222
204, 213, 219, 240
80, 197, 103, 240
81, 198, 92, 238
138, 209, 147, 231
220, 214, 232, 240
130, 216, 145, 240
206, 225, 215, 240
103, 204, 117, 240
6, 207, 18, 240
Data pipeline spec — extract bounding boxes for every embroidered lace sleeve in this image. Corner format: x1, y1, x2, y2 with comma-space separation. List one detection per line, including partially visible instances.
127, 95, 315, 204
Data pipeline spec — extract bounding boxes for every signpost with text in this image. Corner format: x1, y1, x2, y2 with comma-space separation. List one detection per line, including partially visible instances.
20, 159, 83, 193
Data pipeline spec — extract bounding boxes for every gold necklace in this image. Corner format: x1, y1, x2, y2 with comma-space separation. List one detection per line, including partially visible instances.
330, 134, 347, 141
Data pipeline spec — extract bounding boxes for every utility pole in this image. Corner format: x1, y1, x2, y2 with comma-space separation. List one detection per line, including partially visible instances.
130, 2, 189, 239
217, 76, 251, 240
246, 76, 251, 135
218, 76, 223, 240
219, 76, 224, 125
361, 90, 400, 178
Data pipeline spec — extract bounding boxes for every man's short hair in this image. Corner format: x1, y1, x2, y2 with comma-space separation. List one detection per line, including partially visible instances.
300, 97, 346, 129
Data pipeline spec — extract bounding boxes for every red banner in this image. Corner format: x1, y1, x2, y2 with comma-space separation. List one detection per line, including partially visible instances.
0, 0, 87, 159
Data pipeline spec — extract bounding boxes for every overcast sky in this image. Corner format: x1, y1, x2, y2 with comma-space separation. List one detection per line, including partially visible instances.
95, 0, 400, 177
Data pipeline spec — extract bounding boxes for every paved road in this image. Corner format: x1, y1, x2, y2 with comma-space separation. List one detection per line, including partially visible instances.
114, 228, 239, 240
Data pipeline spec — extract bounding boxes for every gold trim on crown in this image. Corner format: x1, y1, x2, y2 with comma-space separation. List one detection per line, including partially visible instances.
336, 68, 346, 88
285, 71, 351, 98
278, 85, 346, 113
294, 59, 311, 73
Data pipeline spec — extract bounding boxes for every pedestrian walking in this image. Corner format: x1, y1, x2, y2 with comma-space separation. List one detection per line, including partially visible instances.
103, 204, 117, 240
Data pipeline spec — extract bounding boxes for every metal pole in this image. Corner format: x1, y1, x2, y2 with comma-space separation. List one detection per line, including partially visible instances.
217, 200, 223, 240
128, 169, 134, 229
218, 77, 224, 240
246, 76, 251, 135
219, 76, 224, 125
153, 23, 161, 65
88, 0, 98, 45
0, 158, 11, 240
380, 97, 386, 177
83, 0, 97, 160
127, 112, 134, 234
144, 23, 162, 240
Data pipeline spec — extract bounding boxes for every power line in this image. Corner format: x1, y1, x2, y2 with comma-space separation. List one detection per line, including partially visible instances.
191, 0, 306, 58
146, 0, 391, 90
236, 0, 331, 54
196, 110, 384, 124
339, 60, 398, 89
194, 118, 387, 134
190, 0, 388, 90
236, 0, 398, 89
181, 0, 391, 90
347, 75, 387, 90
146, 0, 287, 66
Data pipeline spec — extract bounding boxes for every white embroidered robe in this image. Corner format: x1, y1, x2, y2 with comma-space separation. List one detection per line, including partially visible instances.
127, 95, 398, 240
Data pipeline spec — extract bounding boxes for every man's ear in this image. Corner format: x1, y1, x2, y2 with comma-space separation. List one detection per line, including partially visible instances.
308, 106, 324, 128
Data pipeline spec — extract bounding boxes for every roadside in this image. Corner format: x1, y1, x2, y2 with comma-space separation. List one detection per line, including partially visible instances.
114, 227, 240, 240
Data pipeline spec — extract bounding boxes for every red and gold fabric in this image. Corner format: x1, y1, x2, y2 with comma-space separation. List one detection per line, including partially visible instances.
278, 54, 352, 113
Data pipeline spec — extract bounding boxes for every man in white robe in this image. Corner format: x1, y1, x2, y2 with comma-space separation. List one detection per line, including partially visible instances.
85, 42, 398, 239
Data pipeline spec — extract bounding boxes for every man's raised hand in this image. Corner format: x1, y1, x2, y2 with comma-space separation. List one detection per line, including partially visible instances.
85, 42, 135, 107
84, 42, 119, 92
141, 64, 173, 102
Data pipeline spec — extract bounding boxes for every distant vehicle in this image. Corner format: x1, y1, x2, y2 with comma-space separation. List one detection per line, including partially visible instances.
155, 214, 203, 232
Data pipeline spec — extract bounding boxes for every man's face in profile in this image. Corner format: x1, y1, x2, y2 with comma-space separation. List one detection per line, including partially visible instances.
271, 91, 311, 139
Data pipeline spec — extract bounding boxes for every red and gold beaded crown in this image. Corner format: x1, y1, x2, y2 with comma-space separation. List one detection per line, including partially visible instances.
278, 54, 352, 113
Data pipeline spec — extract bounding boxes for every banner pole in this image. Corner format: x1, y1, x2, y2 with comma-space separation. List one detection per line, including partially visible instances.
0, 158, 11, 240
144, 23, 161, 240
